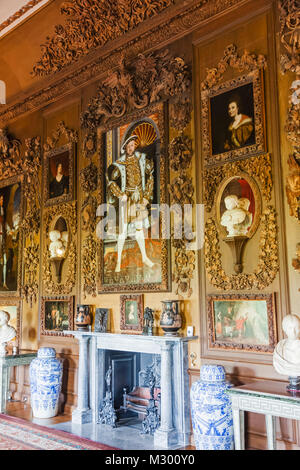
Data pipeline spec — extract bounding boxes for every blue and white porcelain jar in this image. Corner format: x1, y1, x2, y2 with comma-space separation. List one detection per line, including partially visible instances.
30, 347, 63, 419
190, 364, 234, 450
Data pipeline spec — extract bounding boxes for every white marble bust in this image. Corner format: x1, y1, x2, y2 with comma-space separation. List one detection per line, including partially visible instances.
0, 310, 17, 356
49, 230, 65, 258
273, 314, 300, 377
221, 195, 250, 237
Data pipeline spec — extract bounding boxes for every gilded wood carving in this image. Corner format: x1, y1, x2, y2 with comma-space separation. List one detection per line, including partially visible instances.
204, 206, 279, 290
32, 0, 175, 77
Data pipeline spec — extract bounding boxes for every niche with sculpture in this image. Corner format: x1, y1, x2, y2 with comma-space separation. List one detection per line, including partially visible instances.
216, 172, 261, 273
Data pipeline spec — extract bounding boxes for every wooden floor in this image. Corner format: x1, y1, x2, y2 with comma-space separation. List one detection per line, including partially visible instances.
4, 401, 195, 450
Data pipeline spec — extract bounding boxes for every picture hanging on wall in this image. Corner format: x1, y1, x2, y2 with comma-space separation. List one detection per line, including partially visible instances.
43, 143, 75, 207
207, 293, 277, 353
0, 298, 20, 349
120, 294, 143, 333
40, 296, 74, 337
201, 69, 266, 164
97, 103, 170, 293
0, 175, 23, 296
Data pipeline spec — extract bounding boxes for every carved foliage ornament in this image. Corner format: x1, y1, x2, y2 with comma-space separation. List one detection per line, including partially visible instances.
32, 0, 175, 77
43, 121, 78, 152
278, 0, 300, 76
81, 50, 191, 131
0, 127, 21, 179
203, 153, 273, 213
43, 202, 77, 295
204, 206, 279, 290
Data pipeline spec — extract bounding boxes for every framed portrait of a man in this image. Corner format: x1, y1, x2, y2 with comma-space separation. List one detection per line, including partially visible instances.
97, 104, 170, 293
40, 296, 74, 337
0, 176, 23, 296
43, 143, 75, 206
120, 294, 143, 332
201, 69, 266, 164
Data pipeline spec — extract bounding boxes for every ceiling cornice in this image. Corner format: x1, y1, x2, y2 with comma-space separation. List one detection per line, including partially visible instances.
0, 0, 253, 126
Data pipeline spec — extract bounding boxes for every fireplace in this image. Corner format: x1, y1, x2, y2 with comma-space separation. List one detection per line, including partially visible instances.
66, 331, 196, 449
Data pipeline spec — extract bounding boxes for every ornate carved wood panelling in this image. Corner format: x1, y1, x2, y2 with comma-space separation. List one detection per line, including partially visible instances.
0, 127, 21, 179
43, 120, 78, 151
32, 0, 175, 77
204, 206, 279, 290
278, 0, 300, 76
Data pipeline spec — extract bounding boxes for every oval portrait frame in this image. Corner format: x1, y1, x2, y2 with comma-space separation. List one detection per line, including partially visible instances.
215, 171, 262, 240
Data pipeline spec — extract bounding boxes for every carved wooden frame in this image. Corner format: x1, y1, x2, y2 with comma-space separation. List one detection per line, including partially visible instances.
0, 297, 21, 349
42, 201, 77, 295
0, 174, 24, 298
215, 171, 262, 240
201, 69, 266, 165
207, 293, 277, 353
120, 294, 143, 333
97, 102, 171, 294
43, 142, 76, 207
40, 295, 74, 337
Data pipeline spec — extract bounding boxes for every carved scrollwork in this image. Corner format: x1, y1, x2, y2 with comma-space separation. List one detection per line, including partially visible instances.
43, 202, 77, 295
286, 153, 300, 219
32, 0, 174, 77
82, 234, 97, 299
203, 154, 273, 213
278, 0, 300, 76
204, 206, 279, 290
43, 121, 78, 151
169, 133, 193, 173
81, 50, 191, 130
0, 127, 21, 179
201, 43, 267, 91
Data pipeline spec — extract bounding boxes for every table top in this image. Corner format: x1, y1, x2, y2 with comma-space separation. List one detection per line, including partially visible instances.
227, 380, 300, 403
0, 350, 37, 364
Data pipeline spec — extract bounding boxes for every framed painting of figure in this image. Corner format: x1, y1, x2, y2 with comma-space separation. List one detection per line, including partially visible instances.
0, 298, 20, 350
97, 104, 170, 293
207, 293, 276, 353
0, 176, 23, 296
40, 296, 74, 337
216, 172, 261, 240
201, 69, 266, 164
43, 143, 75, 207
120, 294, 143, 333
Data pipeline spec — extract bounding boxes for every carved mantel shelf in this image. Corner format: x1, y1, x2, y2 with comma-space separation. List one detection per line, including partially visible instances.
0, 0, 249, 126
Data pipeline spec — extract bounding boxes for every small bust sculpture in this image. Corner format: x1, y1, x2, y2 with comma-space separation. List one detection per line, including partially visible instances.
220, 195, 251, 237
273, 314, 300, 378
0, 310, 17, 356
49, 230, 65, 258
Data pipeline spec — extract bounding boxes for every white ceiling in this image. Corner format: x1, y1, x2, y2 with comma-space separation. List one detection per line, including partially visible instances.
0, 0, 50, 37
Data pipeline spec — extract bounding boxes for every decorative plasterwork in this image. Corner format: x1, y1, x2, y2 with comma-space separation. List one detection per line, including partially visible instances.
0, 0, 249, 127
43, 202, 77, 295
0, 1, 47, 34
43, 120, 78, 151
203, 153, 273, 213
81, 51, 191, 131
32, 0, 175, 77
204, 206, 279, 290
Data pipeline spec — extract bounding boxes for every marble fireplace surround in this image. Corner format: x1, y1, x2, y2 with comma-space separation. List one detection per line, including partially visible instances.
67, 331, 197, 449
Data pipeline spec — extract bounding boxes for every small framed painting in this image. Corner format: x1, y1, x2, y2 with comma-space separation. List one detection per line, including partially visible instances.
207, 293, 276, 353
120, 294, 143, 333
40, 296, 74, 336
201, 69, 266, 164
94, 308, 110, 332
43, 143, 75, 206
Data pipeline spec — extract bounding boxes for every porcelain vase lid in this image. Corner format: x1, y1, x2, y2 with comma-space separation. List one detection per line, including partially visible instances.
200, 364, 226, 382
37, 347, 56, 358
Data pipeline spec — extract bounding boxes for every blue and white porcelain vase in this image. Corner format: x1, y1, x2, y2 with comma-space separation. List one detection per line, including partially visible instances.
190, 364, 234, 450
30, 347, 63, 418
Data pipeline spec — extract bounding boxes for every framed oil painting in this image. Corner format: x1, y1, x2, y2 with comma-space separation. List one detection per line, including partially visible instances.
216, 172, 261, 239
120, 294, 143, 333
94, 308, 110, 332
0, 176, 23, 296
40, 296, 74, 337
97, 104, 170, 293
207, 293, 277, 353
201, 69, 266, 164
43, 143, 75, 207
0, 298, 20, 349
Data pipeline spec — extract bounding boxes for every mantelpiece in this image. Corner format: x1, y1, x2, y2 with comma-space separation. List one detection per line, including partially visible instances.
66, 331, 197, 449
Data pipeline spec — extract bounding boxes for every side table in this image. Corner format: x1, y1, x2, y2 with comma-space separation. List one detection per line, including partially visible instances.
227, 380, 300, 450
0, 351, 37, 413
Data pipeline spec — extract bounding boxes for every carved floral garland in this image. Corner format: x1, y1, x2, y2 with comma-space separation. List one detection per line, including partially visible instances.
205, 206, 279, 290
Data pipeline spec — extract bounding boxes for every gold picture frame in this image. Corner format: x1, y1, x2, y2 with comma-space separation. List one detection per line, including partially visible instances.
120, 294, 143, 333
201, 69, 266, 165
40, 296, 74, 337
